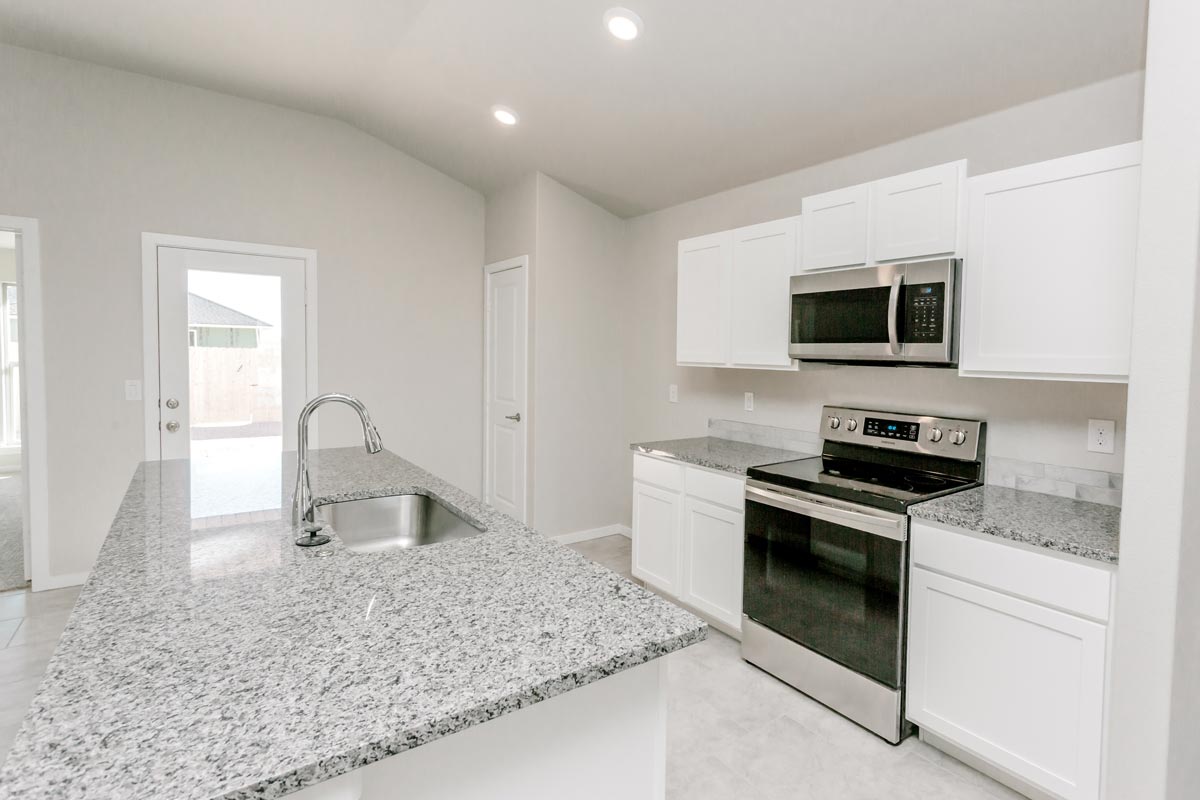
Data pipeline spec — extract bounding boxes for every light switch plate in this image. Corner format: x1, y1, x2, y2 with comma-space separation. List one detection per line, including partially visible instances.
1088, 419, 1115, 454
668, 384, 678, 403
125, 379, 142, 402
744, 392, 754, 412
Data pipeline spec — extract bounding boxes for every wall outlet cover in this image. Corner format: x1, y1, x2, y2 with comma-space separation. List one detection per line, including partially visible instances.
668, 384, 678, 403
125, 379, 142, 402
1088, 419, 1115, 454
744, 392, 754, 412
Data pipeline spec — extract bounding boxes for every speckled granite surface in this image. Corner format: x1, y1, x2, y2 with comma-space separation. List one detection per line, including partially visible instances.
909, 485, 1121, 565
631, 436, 808, 474
0, 448, 705, 800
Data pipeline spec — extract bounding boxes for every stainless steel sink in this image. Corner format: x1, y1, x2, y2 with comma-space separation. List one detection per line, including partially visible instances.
318, 493, 485, 553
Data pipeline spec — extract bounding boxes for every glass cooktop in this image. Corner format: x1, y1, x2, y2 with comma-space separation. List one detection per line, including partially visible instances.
747, 455, 979, 512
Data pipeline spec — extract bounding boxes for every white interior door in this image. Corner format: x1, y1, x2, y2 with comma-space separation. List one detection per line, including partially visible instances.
154, 246, 310, 517
484, 259, 528, 522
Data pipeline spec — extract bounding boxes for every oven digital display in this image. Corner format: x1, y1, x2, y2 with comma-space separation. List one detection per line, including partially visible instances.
863, 417, 920, 441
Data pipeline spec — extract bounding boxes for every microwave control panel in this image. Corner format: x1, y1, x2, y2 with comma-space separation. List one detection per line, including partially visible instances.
904, 283, 945, 343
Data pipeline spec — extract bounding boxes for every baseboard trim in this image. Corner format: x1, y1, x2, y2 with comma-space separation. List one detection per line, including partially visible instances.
552, 524, 632, 545
33, 570, 88, 592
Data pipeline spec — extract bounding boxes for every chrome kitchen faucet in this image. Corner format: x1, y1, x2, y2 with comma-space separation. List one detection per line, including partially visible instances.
293, 392, 383, 546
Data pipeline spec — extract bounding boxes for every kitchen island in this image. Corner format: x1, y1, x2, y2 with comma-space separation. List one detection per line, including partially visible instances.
0, 448, 705, 800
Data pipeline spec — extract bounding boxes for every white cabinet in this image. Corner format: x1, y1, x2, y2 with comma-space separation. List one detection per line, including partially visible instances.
631, 480, 682, 595
676, 231, 732, 365
907, 520, 1114, 800
730, 218, 800, 367
801, 184, 870, 270
680, 495, 744, 631
961, 142, 1142, 382
631, 454, 746, 635
871, 161, 965, 263
677, 218, 799, 370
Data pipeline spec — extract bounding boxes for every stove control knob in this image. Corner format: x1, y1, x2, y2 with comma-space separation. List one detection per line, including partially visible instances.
928, 427, 944, 443
951, 429, 967, 446
828, 416, 841, 430
846, 418, 858, 432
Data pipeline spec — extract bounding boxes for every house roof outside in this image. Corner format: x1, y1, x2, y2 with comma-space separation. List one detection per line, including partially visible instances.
187, 293, 271, 328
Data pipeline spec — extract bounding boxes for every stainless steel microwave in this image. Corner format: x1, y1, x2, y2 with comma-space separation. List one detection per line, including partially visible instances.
789, 258, 960, 366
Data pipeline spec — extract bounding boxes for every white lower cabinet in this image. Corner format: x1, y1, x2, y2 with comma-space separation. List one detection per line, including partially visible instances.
907, 520, 1113, 800
631, 481, 682, 596
631, 455, 745, 635
679, 497, 744, 630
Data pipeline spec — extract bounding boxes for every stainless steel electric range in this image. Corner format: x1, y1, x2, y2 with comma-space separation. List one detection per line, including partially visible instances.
741, 405, 986, 744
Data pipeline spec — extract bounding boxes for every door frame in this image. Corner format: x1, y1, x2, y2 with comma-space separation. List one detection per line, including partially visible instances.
140, 233, 319, 461
482, 255, 532, 523
0, 215, 50, 590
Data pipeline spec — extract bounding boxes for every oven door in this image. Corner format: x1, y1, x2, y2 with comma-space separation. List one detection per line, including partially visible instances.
742, 481, 908, 688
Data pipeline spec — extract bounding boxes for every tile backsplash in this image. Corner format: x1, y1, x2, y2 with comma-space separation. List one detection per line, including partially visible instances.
986, 456, 1123, 507
708, 420, 1124, 508
708, 419, 822, 455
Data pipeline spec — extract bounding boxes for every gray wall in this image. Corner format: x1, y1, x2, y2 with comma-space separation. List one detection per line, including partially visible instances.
485, 173, 628, 537
622, 71, 1145, 520
0, 44, 485, 582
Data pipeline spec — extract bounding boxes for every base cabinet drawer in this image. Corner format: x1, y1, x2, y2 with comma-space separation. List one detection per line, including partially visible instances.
907, 565, 1106, 800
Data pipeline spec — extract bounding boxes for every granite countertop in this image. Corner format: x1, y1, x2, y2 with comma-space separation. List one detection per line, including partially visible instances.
0, 448, 705, 800
909, 485, 1121, 565
631, 436, 810, 474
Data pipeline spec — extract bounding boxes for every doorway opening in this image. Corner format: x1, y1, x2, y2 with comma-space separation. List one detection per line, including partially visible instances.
0, 216, 48, 592
142, 235, 317, 523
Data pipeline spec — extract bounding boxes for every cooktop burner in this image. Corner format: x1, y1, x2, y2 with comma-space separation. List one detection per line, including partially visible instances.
748, 456, 978, 512
745, 406, 986, 513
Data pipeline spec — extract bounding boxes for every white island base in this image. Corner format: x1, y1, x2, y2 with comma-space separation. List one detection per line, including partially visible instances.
293, 659, 668, 800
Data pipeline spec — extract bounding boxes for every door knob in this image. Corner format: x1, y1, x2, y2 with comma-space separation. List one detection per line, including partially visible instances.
165, 398, 180, 410
165, 421, 181, 433
505, 412, 522, 422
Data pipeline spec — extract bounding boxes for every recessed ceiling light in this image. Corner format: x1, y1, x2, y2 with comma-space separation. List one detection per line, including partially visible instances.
604, 7, 643, 41
491, 105, 519, 126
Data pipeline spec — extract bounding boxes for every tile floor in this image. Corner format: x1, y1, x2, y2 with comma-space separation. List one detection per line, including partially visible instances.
569, 534, 1024, 800
0, 539, 1022, 800
0, 584, 80, 759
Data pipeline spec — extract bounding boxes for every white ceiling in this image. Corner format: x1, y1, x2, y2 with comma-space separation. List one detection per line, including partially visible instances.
0, 1, 1147, 217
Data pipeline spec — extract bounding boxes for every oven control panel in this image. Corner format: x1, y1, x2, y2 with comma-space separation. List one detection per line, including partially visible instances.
822, 405, 984, 461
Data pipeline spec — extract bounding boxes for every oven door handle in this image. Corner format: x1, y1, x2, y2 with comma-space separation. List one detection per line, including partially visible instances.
887, 273, 903, 356
745, 484, 907, 541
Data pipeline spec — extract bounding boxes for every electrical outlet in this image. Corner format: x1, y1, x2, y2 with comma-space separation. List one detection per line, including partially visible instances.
668, 384, 678, 403
744, 392, 754, 412
1088, 419, 1115, 454
124, 379, 142, 402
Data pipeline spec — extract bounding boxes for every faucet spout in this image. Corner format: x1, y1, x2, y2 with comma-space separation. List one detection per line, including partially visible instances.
293, 393, 384, 528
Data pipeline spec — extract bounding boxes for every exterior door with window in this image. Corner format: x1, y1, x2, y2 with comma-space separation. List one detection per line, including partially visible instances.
153, 245, 310, 518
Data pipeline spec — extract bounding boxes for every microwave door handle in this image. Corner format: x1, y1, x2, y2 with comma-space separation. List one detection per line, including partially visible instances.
887, 273, 903, 356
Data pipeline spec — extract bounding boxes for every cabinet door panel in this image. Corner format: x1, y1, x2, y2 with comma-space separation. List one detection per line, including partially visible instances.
730, 217, 799, 367
632, 481, 682, 594
680, 497, 744, 631
677, 231, 732, 365
907, 567, 1106, 799
801, 184, 870, 270
961, 142, 1141, 380
871, 161, 964, 262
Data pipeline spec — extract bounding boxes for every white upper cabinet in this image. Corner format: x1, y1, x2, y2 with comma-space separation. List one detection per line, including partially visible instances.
677, 217, 799, 369
800, 184, 870, 270
961, 142, 1141, 382
730, 217, 801, 367
871, 161, 966, 262
676, 231, 732, 365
